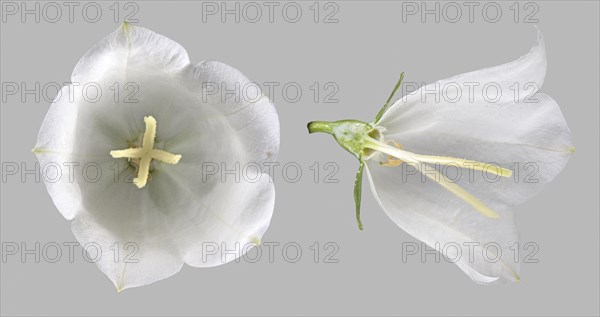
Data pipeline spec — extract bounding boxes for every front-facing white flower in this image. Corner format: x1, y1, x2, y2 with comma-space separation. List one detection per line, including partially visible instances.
308, 30, 573, 283
33, 23, 279, 291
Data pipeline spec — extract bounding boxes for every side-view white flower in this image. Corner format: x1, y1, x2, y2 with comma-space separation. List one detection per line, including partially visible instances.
33, 23, 280, 291
307, 30, 573, 283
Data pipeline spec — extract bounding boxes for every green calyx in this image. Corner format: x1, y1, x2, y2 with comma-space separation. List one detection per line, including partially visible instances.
306, 72, 405, 158
307, 120, 380, 160
307, 72, 406, 230
308, 120, 378, 231
307, 120, 382, 231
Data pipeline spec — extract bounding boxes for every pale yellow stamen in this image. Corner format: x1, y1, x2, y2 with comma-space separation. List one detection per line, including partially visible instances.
110, 116, 181, 188
365, 136, 510, 219
379, 141, 511, 177
411, 154, 512, 177
415, 164, 500, 219
380, 141, 404, 167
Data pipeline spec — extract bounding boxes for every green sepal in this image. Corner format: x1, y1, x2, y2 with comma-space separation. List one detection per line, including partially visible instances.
354, 159, 365, 230
373, 72, 404, 124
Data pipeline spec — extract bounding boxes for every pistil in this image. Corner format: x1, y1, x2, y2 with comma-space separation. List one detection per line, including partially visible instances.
110, 116, 181, 188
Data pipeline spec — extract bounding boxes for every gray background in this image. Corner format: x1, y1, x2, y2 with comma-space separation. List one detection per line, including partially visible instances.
1, 1, 598, 316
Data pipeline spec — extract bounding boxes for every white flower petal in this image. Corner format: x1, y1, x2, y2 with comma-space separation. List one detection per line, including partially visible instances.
34, 25, 279, 290
177, 169, 275, 267
378, 28, 547, 126
365, 161, 520, 283
71, 213, 184, 291
186, 60, 280, 165
174, 61, 278, 267
72, 23, 190, 83
33, 86, 82, 220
